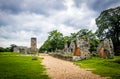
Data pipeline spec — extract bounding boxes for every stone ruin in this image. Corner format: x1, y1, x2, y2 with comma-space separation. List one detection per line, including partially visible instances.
13, 37, 38, 55
30, 37, 38, 55
63, 37, 91, 61
97, 38, 114, 59
63, 42, 72, 54
14, 46, 28, 54
14, 46, 34, 54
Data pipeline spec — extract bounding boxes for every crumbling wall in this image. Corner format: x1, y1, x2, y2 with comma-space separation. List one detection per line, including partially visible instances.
63, 37, 91, 61
63, 43, 69, 54
13, 46, 28, 54
97, 38, 114, 59
31, 38, 37, 53
73, 37, 90, 61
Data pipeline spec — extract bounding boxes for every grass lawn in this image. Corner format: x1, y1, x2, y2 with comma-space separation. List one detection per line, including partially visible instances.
74, 56, 120, 79
0, 52, 50, 79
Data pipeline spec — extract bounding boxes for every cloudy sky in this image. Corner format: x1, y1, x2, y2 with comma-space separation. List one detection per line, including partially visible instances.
0, 0, 120, 48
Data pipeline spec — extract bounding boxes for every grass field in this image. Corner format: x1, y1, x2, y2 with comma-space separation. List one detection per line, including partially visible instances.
74, 56, 120, 79
0, 52, 50, 79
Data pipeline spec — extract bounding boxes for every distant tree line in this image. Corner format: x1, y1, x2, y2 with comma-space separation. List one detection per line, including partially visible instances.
0, 47, 10, 52
0, 44, 17, 52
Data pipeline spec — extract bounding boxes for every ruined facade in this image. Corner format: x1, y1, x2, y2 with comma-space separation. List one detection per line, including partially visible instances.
63, 43, 68, 54
63, 37, 91, 60
97, 38, 114, 59
13, 46, 29, 54
13, 37, 38, 55
63, 43, 72, 54
31, 37, 38, 53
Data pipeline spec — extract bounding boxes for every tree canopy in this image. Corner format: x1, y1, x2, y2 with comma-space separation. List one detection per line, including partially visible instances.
0, 47, 10, 52
39, 29, 100, 53
0, 44, 18, 52
39, 30, 65, 52
96, 6, 120, 55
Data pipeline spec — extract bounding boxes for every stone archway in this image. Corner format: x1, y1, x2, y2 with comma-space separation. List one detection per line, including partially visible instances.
99, 47, 107, 59
74, 47, 81, 56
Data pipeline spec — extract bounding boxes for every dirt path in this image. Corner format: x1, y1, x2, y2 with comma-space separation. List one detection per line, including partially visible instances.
40, 54, 107, 79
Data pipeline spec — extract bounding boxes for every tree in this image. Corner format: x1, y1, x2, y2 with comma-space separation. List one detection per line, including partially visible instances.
96, 6, 120, 55
63, 36, 72, 46
39, 30, 64, 52
10, 44, 17, 52
0, 47, 10, 52
0, 47, 6, 52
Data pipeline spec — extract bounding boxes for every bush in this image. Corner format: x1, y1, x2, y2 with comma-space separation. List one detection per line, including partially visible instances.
32, 56, 38, 60
114, 59, 120, 64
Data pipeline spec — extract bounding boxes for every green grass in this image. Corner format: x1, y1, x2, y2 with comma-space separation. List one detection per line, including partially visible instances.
0, 52, 50, 79
74, 56, 120, 79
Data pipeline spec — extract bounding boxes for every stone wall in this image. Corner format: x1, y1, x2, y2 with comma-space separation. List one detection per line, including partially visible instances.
63, 37, 91, 61
13, 38, 38, 55
50, 53, 73, 61
63, 43, 69, 54
13, 46, 28, 54
31, 38, 37, 53
97, 38, 114, 59
13, 46, 38, 55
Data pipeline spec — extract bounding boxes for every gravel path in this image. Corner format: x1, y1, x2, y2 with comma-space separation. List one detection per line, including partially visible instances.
40, 54, 107, 79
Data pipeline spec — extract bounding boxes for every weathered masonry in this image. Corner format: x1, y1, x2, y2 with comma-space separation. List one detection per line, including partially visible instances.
63, 37, 91, 61
13, 37, 38, 55
31, 37, 37, 53
97, 38, 114, 59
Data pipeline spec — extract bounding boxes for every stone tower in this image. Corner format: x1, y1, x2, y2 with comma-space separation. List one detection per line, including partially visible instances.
31, 37, 37, 53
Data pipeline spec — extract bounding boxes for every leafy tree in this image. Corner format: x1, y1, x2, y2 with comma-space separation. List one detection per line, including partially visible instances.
10, 44, 17, 52
0, 47, 5, 52
39, 30, 65, 52
96, 6, 120, 55
5, 47, 11, 52
0, 47, 10, 52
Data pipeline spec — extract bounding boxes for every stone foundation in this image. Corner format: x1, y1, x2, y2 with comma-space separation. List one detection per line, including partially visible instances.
73, 56, 81, 61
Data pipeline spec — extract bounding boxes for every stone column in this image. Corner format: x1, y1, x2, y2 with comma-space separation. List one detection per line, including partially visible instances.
31, 37, 38, 55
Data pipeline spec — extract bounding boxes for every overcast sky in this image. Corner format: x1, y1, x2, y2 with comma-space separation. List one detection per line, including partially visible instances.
0, 0, 120, 48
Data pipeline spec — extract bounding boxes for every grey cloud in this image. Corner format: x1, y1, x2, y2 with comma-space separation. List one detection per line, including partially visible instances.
0, 0, 66, 15
74, 0, 120, 12
92, 0, 120, 12
0, 0, 22, 14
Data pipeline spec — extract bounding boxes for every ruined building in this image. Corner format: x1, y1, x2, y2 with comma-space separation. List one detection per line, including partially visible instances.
31, 38, 37, 52
13, 46, 28, 54
63, 37, 91, 60
13, 37, 38, 54
97, 38, 114, 59
63, 43, 71, 54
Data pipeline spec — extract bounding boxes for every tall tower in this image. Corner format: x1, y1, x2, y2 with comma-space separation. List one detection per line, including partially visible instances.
31, 37, 37, 53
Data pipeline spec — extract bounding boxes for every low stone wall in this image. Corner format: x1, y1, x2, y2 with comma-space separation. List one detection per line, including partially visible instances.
50, 53, 73, 61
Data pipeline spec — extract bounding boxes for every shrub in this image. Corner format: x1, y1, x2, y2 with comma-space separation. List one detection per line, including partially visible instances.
32, 56, 38, 60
